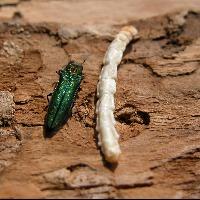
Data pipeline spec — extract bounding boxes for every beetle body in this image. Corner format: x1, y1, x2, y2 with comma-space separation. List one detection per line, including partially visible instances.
45, 61, 83, 136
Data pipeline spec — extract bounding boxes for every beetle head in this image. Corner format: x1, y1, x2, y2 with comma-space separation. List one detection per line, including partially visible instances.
66, 61, 83, 75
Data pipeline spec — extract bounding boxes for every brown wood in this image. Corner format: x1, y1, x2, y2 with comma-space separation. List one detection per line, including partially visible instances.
0, 1, 199, 198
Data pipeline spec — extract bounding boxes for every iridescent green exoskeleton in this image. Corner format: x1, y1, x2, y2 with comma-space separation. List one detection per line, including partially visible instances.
44, 61, 83, 137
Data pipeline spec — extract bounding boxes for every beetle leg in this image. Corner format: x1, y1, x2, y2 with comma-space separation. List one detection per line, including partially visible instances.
52, 82, 58, 90
69, 109, 73, 117
56, 70, 61, 75
44, 105, 48, 111
77, 87, 82, 92
66, 122, 70, 127
47, 93, 53, 102
81, 74, 84, 80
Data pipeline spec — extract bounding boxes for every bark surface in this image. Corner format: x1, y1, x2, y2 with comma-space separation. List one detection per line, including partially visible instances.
0, 0, 199, 198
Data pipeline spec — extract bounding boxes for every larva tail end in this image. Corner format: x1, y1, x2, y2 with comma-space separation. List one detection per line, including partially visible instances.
104, 147, 121, 164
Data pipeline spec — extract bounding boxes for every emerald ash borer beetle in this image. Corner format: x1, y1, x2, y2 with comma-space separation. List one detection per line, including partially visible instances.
44, 61, 83, 137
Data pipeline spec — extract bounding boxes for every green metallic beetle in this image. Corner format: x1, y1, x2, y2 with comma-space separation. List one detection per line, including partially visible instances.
44, 61, 83, 137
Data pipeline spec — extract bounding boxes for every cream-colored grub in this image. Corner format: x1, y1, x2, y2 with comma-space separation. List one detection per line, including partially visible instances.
96, 26, 138, 163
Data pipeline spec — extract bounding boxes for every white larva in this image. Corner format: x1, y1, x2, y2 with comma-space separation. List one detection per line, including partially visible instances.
96, 26, 138, 163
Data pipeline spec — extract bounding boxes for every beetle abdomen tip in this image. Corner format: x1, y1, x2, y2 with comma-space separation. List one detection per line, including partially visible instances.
43, 124, 56, 138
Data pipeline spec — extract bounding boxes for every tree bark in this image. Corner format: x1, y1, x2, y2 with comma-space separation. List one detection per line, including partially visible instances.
0, 1, 199, 199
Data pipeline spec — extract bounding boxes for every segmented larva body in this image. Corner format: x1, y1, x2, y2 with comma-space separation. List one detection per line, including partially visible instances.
96, 26, 138, 163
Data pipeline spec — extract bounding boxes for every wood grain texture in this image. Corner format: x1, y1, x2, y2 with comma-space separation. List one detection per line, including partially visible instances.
0, 1, 199, 198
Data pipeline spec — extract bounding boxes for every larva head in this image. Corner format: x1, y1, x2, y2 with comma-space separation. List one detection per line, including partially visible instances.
65, 61, 83, 76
